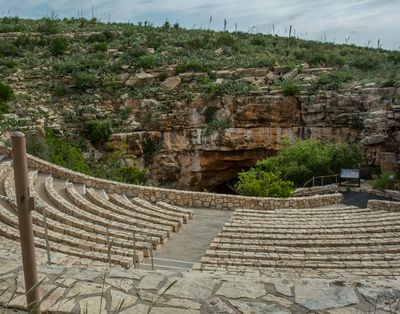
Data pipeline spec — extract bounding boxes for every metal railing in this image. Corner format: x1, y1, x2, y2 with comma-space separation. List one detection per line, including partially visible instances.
303, 174, 339, 188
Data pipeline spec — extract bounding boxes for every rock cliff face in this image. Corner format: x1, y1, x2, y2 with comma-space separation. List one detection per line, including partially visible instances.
110, 84, 400, 190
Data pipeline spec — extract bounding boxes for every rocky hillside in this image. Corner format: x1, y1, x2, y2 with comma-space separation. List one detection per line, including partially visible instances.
0, 17, 399, 190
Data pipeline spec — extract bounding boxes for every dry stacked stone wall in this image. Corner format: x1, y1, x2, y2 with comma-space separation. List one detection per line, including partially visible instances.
0, 145, 343, 210
368, 199, 400, 212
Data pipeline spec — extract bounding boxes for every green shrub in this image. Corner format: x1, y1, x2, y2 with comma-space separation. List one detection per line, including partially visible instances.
350, 54, 379, 70
216, 33, 238, 50
138, 55, 157, 69
250, 36, 266, 46
203, 106, 217, 123
310, 71, 354, 91
205, 119, 230, 135
85, 120, 111, 145
86, 31, 114, 43
36, 18, 59, 34
373, 173, 396, 190
255, 140, 361, 187
91, 42, 107, 52
235, 170, 295, 197
0, 82, 13, 102
26, 130, 89, 174
176, 60, 208, 74
50, 82, 68, 96
73, 72, 97, 90
0, 102, 9, 114
50, 37, 68, 56
306, 50, 345, 67
142, 138, 161, 161
90, 149, 148, 185
0, 41, 19, 57
281, 80, 301, 96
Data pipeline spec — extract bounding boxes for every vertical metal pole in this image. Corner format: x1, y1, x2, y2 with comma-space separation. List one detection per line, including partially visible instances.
312, 177, 315, 187
11, 132, 41, 313
106, 226, 111, 267
40, 204, 51, 265
321, 177, 324, 186
149, 236, 154, 270
132, 231, 136, 269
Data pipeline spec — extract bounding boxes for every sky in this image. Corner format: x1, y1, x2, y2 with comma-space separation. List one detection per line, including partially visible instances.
1, 0, 399, 50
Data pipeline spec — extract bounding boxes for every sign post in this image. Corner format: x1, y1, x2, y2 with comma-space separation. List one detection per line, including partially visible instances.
340, 168, 361, 187
11, 132, 41, 313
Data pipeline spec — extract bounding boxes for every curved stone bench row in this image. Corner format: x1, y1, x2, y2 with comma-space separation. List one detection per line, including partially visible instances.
209, 239, 400, 251
223, 216, 400, 230
194, 263, 400, 276
225, 214, 400, 228
204, 250, 400, 262
198, 256, 400, 270
27, 173, 150, 255
231, 209, 398, 221
234, 206, 372, 216
65, 181, 170, 241
0, 170, 134, 268
214, 231, 399, 242
44, 176, 161, 247
108, 193, 189, 225
86, 188, 182, 232
218, 225, 400, 237
4, 172, 145, 260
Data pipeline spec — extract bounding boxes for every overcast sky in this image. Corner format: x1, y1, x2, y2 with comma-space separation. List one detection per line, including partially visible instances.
1, 0, 399, 50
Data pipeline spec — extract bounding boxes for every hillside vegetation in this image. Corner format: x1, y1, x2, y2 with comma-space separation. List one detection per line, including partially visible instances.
0, 16, 399, 188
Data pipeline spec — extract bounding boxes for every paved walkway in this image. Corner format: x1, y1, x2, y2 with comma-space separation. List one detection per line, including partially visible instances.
141, 208, 232, 270
343, 191, 389, 208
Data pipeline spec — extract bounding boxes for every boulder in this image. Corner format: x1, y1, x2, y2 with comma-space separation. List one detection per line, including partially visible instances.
161, 76, 181, 90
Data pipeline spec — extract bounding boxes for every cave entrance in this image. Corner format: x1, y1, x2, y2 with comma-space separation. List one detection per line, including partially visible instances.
209, 166, 252, 195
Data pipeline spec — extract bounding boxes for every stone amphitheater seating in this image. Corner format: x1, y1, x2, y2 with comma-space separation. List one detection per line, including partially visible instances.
0, 160, 193, 268
196, 204, 400, 274
1, 156, 399, 275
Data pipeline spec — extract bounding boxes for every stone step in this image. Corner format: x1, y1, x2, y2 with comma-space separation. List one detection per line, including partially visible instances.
65, 182, 170, 240
44, 176, 161, 246
86, 188, 180, 232
108, 192, 185, 227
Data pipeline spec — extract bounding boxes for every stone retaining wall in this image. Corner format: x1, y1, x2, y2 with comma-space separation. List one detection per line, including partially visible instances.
368, 199, 400, 212
0, 145, 343, 210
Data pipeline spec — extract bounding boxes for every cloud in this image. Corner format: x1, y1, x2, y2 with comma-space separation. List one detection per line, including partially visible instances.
0, 0, 398, 49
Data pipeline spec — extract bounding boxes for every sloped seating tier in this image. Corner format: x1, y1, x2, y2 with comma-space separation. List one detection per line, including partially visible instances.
156, 201, 194, 220
28, 173, 150, 256
109, 193, 190, 224
231, 209, 398, 221
5, 173, 144, 261
86, 188, 182, 232
65, 181, 170, 241
1, 169, 134, 268
44, 176, 161, 246
199, 201, 400, 273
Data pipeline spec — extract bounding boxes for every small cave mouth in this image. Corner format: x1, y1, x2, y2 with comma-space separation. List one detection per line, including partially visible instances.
209, 166, 252, 195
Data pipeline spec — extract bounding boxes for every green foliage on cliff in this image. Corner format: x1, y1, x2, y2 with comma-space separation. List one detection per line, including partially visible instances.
27, 130, 90, 174
90, 149, 148, 185
0, 82, 13, 115
26, 131, 148, 185
253, 140, 362, 187
85, 120, 112, 145
235, 170, 295, 198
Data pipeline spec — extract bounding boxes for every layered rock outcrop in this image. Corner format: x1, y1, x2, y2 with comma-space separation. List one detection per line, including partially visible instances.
110, 84, 400, 190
